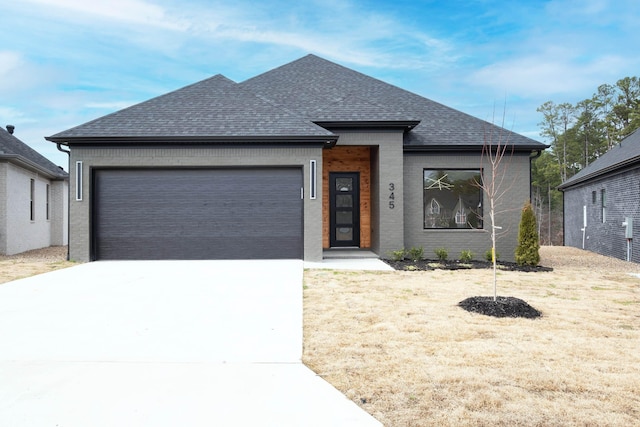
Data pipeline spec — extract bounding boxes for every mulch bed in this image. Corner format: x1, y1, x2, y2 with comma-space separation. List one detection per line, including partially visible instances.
383, 259, 548, 318
458, 296, 542, 318
384, 259, 553, 272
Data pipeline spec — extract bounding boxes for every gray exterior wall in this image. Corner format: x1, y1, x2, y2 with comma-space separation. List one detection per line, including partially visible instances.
333, 130, 405, 257
69, 145, 324, 262
403, 152, 532, 262
563, 166, 640, 263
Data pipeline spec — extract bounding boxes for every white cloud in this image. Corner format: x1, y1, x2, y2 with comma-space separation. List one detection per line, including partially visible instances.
21, 0, 188, 30
469, 53, 629, 98
188, 3, 454, 72
0, 106, 27, 122
85, 101, 138, 111
0, 51, 22, 78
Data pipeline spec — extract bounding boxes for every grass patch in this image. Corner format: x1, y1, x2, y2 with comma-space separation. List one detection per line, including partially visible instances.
303, 247, 640, 426
613, 300, 638, 306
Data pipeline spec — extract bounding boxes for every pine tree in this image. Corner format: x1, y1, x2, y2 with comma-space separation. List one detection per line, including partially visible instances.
515, 201, 540, 266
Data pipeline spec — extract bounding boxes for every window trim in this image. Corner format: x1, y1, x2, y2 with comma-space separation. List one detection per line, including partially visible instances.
601, 188, 606, 223
75, 161, 83, 201
309, 160, 317, 200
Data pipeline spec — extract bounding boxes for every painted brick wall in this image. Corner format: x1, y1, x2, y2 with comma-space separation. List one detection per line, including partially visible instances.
564, 166, 640, 263
5, 164, 54, 254
0, 164, 7, 253
69, 145, 324, 262
50, 180, 69, 246
403, 152, 532, 263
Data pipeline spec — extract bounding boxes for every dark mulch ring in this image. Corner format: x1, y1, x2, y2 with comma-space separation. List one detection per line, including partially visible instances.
458, 296, 542, 319
384, 259, 553, 273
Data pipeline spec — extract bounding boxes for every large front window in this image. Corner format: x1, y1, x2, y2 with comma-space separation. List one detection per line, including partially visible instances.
423, 169, 482, 229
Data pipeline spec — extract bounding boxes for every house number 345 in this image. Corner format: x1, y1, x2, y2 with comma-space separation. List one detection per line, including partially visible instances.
388, 183, 395, 209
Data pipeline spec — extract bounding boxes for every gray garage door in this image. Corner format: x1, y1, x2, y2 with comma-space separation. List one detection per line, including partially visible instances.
92, 168, 303, 260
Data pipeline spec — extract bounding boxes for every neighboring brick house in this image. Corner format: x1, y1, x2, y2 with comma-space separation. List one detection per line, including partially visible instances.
46, 54, 546, 262
0, 125, 68, 255
559, 128, 640, 263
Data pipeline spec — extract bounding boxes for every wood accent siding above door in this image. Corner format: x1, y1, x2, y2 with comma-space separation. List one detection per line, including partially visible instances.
323, 146, 371, 248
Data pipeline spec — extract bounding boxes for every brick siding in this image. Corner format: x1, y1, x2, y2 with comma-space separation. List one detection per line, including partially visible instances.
563, 166, 640, 263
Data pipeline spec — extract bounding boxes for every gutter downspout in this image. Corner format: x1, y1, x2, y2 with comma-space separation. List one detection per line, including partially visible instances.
56, 143, 71, 261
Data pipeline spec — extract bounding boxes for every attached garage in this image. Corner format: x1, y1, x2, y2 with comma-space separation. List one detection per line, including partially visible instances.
92, 168, 303, 260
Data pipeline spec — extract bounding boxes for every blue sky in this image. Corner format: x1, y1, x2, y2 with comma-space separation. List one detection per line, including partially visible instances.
3, 0, 640, 169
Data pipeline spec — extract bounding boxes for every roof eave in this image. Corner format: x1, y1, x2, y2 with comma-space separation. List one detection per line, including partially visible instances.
0, 154, 68, 179
558, 156, 640, 190
46, 134, 339, 146
314, 120, 420, 131
403, 143, 548, 152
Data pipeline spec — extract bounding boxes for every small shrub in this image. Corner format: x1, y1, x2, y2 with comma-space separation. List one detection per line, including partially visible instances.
407, 246, 424, 262
388, 249, 406, 261
485, 248, 499, 262
434, 247, 448, 261
515, 201, 540, 266
460, 250, 474, 262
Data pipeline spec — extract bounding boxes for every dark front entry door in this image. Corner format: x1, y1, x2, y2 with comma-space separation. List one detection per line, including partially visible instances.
329, 172, 360, 247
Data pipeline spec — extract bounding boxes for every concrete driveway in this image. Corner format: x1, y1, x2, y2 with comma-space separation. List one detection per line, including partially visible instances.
0, 260, 382, 426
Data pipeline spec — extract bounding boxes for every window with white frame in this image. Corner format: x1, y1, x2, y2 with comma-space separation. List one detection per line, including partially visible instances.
423, 169, 482, 229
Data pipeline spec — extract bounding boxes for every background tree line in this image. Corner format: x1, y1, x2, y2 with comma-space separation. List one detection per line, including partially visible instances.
532, 76, 640, 245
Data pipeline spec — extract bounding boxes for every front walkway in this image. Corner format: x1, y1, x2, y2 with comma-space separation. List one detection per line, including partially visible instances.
0, 261, 381, 426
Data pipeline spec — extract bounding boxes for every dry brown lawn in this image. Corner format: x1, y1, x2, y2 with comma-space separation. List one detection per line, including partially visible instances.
0, 246, 74, 284
303, 246, 640, 427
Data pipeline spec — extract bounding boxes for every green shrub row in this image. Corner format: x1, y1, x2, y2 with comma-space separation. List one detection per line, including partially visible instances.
388, 247, 500, 262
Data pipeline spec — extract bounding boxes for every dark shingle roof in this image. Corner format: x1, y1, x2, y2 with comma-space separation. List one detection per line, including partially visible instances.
240, 54, 546, 149
558, 128, 640, 190
47, 74, 334, 142
0, 127, 68, 179
47, 54, 546, 150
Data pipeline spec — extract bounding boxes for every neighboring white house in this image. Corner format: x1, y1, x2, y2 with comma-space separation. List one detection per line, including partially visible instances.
0, 125, 68, 255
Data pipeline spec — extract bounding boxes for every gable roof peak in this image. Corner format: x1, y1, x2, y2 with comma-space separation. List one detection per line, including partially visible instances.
47, 71, 334, 141
0, 127, 68, 178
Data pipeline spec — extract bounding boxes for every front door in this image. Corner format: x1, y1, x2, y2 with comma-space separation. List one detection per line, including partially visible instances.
329, 172, 360, 247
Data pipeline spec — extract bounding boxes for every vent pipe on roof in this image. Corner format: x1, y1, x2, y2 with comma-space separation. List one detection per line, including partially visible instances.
6, 125, 15, 134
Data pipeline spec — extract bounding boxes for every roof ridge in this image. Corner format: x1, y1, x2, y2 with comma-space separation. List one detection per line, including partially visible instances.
48, 74, 238, 139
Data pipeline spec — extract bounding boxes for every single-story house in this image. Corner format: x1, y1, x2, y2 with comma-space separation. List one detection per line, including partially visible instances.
46, 54, 546, 262
0, 125, 68, 255
558, 128, 640, 263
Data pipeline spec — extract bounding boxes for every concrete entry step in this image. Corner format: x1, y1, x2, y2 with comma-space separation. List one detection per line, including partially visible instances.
323, 249, 379, 259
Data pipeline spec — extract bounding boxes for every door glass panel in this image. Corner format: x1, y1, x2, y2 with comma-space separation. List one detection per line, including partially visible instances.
336, 210, 352, 224
336, 227, 353, 241
336, 178, 353, 192
336, 194, 352, 207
